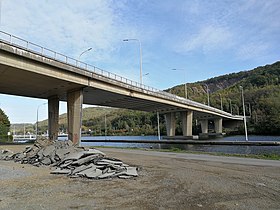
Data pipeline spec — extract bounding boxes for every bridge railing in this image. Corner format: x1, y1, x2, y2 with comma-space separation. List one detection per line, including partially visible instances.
0, 31, 240, 119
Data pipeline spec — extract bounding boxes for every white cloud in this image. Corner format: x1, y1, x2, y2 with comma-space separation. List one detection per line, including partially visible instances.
179, 25, 233, 53
1, 0, 136, 61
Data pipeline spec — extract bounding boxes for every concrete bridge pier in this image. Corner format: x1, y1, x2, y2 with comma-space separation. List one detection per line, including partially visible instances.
181, 110, 193, 137
199, 119, 209, 139
67, 89, 83, 145
165, 112, 176, 136
48, 96, 59, 140
214, 118, 223, 133
200, 120, 208, 134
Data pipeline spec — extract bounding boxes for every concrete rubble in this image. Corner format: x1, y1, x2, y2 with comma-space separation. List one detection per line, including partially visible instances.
0, 140, 138, 180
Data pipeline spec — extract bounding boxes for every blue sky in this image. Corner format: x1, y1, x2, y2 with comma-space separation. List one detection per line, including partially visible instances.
0, 0, 279, 123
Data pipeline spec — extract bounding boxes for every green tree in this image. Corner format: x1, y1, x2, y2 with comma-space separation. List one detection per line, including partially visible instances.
0, 108, 11, 141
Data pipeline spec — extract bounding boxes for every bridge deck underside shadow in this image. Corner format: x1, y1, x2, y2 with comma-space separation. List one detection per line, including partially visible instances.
83, 87, 184, 113
0, 63, 83, 100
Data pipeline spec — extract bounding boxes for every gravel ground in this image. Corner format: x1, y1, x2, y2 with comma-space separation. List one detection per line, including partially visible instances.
0, 144, 280, 210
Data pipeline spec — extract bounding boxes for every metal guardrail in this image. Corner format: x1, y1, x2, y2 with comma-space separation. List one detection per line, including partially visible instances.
0, 31, 241, 119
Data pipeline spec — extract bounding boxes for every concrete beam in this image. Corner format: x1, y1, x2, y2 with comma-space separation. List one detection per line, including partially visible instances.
48, 96, 59, 140
181, 111, 193, 136
214, 118, 223, 133
200, 120, 208, 134
165, 112, 176, 136
67, 89, 83, 145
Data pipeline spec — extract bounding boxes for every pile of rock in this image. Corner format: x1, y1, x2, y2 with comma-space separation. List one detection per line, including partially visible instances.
0, 140, 138, 179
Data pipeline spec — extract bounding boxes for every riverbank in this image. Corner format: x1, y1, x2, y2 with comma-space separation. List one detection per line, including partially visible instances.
0, 144, 279, 209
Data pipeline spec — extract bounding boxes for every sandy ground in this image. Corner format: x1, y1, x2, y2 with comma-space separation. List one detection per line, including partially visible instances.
0, 144, 280, 210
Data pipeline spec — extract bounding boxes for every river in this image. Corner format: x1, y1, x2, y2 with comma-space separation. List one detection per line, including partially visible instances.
78, 135, 280, 155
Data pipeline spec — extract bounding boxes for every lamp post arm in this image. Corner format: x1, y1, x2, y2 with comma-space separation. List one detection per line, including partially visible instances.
78, 48, 92, 60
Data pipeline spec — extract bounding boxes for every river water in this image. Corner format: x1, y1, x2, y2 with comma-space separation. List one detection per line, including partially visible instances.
79, 135, 280, 155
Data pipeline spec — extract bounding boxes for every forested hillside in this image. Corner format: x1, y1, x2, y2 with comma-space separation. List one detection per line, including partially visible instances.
167, 61, 280, 134
15, 61, 280, 136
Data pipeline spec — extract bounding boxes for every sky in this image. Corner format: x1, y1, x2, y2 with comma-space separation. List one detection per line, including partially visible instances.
0, 0, 279, 124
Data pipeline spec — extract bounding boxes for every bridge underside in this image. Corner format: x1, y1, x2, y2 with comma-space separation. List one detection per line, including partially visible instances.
0, 63, 214, 118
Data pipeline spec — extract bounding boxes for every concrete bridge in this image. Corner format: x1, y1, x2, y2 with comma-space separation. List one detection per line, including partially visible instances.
0, 31, 243, 144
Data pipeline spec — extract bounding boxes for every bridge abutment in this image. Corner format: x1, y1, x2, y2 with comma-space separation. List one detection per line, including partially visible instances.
67, 89, 83, 145
48, 96, 59, 140
181, 110, 193, 136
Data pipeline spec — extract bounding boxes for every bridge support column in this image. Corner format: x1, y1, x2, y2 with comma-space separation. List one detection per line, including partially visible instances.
165, 112, 176, 136
67, 89, 83, 145
48, 96, 59, 140
181, 111, 193, 137
214, 118, 223, 133
200, 120, 208, 133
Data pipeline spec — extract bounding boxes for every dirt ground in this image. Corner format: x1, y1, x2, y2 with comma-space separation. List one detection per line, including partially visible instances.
0, 144, 279, 210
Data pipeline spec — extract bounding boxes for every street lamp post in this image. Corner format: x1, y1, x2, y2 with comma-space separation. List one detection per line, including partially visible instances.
104, 113, 107, 138
172, 69, 187, 99
219, 94, 223, 111
246, 102, 252, 117
36, 102, 47, 139
78, 47, 92, 60
123, 39, 143, 84
157, 111, 160, 140
233, 104, 239, 115
240, 86, 248, 141
229, 99, 233, 114
143, 72, 149, 84
204, 84, 210, 106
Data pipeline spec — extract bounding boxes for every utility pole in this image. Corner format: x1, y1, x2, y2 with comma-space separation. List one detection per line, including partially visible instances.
240, 86, 248, 141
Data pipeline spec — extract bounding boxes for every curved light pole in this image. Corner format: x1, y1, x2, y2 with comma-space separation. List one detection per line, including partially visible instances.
78, 47, 92, 60
36, 102, 47, 139
233, 104, 239, 115
123, 39, 143, 84
143, 72, 149, 84
219, 94, 223, 111
246, 102, 252, 117
240, 86, 248, 141
172, 68, 187, 99
229, 99, 233, 114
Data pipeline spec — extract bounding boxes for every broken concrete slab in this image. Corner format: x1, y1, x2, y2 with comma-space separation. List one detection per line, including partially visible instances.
42, 145, 55, 157
98, 172, 116, 179
125, 167, 138, 176
1, 140, 139, 180
71, 154, 101, 166
71, 164, 94, 175
83, 149, 106, 156
55, 149, 70, 160
98, 158, 123, 165
62, 151, 86, 161
84, 168, 103, 179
